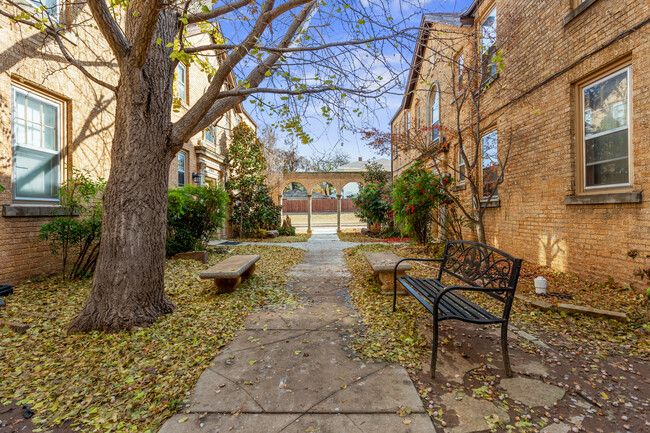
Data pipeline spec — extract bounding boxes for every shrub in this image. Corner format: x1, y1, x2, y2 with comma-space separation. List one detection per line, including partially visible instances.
166, 184, 228, 256
278, 226, 296, 236
39, 168, 105, 281
353, 182, 393, 227
392, 161, 446, 244
226, 123, 281, 237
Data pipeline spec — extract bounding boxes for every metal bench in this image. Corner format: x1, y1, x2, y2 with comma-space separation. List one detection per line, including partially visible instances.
392, 240, 522, 378
200, 255, 261, 293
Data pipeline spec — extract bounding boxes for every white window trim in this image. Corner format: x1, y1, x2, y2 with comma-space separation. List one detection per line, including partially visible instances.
176, 63, 187, 103
481, 130, 499, 198
458, 144, 466, 184
177, 152, 187, 187
582, 66, 632, 191
429, 84, 440, 143
11, 84, 64, 203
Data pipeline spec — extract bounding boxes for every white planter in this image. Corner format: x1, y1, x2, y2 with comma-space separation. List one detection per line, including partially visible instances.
534, 276, 547, 295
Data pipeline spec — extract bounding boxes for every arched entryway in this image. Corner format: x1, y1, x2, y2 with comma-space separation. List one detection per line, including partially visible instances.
274, 172, 365, 233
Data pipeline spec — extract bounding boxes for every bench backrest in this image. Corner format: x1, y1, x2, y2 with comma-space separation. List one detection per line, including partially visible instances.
438, 240, 522, 301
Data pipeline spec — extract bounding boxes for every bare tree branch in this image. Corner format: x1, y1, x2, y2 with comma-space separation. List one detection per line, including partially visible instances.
187, 0, 253, 24
183, 27, 418, 54
184, 0, 317, 138
87, 0, 130, 61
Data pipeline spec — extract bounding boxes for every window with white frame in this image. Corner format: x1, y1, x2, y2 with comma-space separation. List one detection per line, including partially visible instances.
12, 86, 62, 201
481, 6, 498, 79
458, 144, 466, 183
25, 0, 59, 21
406, 112, 410, 134
482, 130, 498, 198
430, 85, 439, 142
177, 152, 186, 186
416, 103, 421, 133
204, 126, 216, 146
582, 67, 630, 189
457, 54, 465, 92
394, 125, 399, 159
175, 63, 187, 103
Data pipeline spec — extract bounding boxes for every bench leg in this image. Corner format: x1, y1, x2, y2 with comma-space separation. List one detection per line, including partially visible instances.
431, 316, 439, 379
214, 277, 242, 294
501, 322, 512, 377
242, 263, 256, 278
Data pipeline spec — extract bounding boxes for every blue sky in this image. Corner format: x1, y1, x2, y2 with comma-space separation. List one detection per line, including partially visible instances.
234, 0, 474, 163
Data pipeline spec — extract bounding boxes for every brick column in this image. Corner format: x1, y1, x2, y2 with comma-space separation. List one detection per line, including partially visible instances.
336, 194, 342, 232
307, 194, 312, 234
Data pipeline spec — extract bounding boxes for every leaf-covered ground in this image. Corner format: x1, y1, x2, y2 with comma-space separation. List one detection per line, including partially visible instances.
343, 244, 650, 432
337, 230, 411, 244
231, 233, 311, 243
0, 245, 304, 432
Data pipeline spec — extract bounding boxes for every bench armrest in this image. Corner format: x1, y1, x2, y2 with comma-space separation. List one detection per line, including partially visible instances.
433, 285, 515, 318
392, 258, 443, 312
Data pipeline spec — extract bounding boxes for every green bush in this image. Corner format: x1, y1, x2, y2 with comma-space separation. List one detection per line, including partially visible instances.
392, 161, 446, 244
39, 168, 105, 281
353, 182, 393, 227
166, 184, 228, 256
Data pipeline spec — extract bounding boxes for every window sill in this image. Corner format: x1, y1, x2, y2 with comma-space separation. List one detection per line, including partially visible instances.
563, 0, 599, 26
2, 204, 76, 218
564, 190, 642, 205
451, 184, 466, 192
480, 198, 500, 208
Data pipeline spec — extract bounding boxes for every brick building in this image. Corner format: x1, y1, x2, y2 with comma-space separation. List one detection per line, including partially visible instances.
0, 2, 249, 285
391, 0, 650, 288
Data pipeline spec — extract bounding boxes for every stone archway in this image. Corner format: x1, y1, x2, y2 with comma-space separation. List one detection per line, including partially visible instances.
271, 172, 365, 233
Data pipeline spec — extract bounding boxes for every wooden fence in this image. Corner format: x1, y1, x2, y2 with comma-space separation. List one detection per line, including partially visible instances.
283, 198, 356, 213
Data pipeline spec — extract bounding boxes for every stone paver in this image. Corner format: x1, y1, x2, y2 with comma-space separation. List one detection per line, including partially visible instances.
159, 230, 435, 433
439, 393, 510, 433
498, 377, 565, 408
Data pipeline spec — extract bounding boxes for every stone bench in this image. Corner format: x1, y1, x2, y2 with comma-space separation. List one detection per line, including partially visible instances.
200, 255, 261, 294
363, 252, 412, 295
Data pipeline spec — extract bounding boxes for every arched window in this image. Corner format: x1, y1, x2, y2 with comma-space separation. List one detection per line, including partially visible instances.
430, 85, 440, 142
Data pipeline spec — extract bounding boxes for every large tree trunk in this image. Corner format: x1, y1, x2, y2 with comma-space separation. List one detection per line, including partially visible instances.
67, 12, 178, 332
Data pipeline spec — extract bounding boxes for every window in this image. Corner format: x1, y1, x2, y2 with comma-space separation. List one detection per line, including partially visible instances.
457, 54, 465, 92
204, 126, 216, 146
406, 112, 410, 134
177, 152, 186, 186
458, 144, 466, 183
12, 86, 62, 201
582, 67, 630, 189
482, 130, 498, 198
430, 85, 439, 142
175, 63, 187, 103
225, 110, 231, 132
26, 0, 59, 21
481, 6, 498, 80
416, 104, 421, 132
394, 125, 399, 159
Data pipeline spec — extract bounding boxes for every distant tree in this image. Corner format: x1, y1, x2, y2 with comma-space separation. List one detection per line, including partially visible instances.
279, 137, 312, 173
362, 161, 390, 184
311, 150, 350, 172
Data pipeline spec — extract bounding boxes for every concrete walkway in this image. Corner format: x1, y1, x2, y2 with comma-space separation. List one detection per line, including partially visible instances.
160, 231, 436, 433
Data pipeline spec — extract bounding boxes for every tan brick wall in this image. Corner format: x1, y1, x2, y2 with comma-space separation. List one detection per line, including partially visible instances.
392, 0, 650, 289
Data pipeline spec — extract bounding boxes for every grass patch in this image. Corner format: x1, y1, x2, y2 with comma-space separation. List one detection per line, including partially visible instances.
0, 245, 304, 432
338, 230, 410, 243
231, 233, 311, 243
